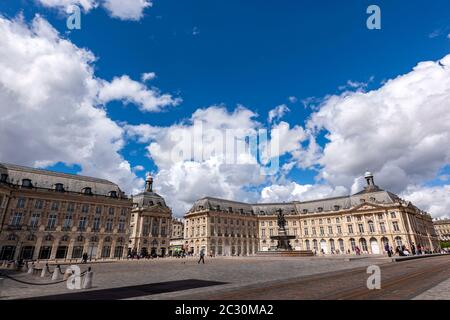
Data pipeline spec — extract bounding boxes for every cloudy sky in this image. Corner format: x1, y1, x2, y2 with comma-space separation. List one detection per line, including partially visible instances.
0, 0, 449, 218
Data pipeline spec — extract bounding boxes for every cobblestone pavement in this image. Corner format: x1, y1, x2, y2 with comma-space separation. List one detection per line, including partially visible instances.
173, 255, 450, 300
413, 276, 450, 300
0, 255, 389, 300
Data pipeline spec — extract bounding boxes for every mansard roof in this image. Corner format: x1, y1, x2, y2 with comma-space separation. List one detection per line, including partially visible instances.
187, 188, 411, 216
0, 162, 124, 197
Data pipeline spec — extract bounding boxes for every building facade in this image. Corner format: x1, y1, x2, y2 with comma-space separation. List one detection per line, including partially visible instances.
169, 218, 184, 256
128, 175, 172, 257
184, 172, 439, 256
433, 219, 450, 242
0, 163, 132, 261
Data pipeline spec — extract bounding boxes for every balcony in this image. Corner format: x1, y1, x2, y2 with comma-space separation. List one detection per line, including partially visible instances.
45, 226, 56, 231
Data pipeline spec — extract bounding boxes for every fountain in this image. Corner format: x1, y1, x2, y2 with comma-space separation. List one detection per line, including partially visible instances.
257, 209, 314, 257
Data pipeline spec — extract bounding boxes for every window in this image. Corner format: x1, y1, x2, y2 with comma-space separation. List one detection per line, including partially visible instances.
17, 197, 26, 209
118, 218, 125, 232
81, 204, 89, 213
63, 214, 73, 229
55, 183, 65, 192
93, 217, 101, 231
319, 219, 323, 224
320, 227, 324, 236
47, 214, 57, 230
51, 201, 59, 211
293, 228, 298, 236
328, 226, 333, 235
380, 222, 386, 233
358, 223, 364, 233
357, 216, 362, 221
336, 217, 340, 223
22, 179, 32, 188
67, 203, 75, 212
120, 208, 127, 216
269, 221, 273, 227
79, 217, 87, 231
105, 218, 113, 232
390, 212, 396, 219
269, 229, 274, 236
30, 213, 40, 229
347, 224, 354, 234
337, 225, 342, 234
304, 227, 308, 236
305, 240, 310, 250
96, 206, 102, 214
35, 200, 44, 209
346, 216, 351, 222
109, 207, 115, 215
312, 227, 316, 236
304, 220, 308, 226
152, 220, 159, 236
261, 221, 265, 227
101, 246, 111, 258
350, 238, 356, 251
327, 218, 331, 224
392, 221, 400, 232
11, 212, 22, 226
368, 221, 375, 233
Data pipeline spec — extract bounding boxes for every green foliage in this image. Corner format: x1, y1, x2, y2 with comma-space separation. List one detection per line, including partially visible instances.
440, 241, 450, 248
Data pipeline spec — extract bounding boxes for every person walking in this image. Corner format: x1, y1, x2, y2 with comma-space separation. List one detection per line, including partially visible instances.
198, 249, 205, 264
411, 243, 416, 255
82, 252, 88, 264
384, 243, 391, 257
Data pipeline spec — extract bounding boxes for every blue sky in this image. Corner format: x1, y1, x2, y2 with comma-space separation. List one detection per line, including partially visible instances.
1, 0, 450, 216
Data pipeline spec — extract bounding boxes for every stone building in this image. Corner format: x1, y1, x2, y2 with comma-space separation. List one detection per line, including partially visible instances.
184, 172, 439, 256
128, 174, 172, 257
0, 163, 132, 261
433, 219, 450, 242
169, 218, 184, 256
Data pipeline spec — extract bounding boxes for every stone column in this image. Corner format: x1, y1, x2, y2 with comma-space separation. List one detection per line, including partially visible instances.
110, 239, 117, 259
96, 239, 104, 259
33, 236, 43, 260
67, 238, 75, 261
49, 238, 59, 260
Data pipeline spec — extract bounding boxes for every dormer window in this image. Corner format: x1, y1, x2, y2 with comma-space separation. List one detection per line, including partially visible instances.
369, 197, 376, 202
228, 207, 233, 213
216, 205, 221, 211
334, 205, 340, 211
317, 207, 323, 212
303, 209, 308, 214
22, 179, 32, 188
360, 199, 366, 203
239, 209, 244, 214
149, 201, 154, 206
0, 173, 8, 182
82, 187, 92, 195
109, 191, 117, 198
260, 210, 265, 214
55, 183, 65, 192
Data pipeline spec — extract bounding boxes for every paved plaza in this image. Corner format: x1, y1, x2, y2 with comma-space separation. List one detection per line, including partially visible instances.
1, 255, 449, 300
0, 255, 387, 299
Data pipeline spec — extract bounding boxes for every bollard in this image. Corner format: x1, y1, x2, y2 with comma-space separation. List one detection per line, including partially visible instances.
40, 265, 48, 278
63, 267, 71, 281
27, 263, 34, 274
82, 267, 93, 289
52, 265, 61, 281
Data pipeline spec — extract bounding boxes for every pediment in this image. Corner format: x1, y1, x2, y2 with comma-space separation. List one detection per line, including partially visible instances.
351, 202, 385, 212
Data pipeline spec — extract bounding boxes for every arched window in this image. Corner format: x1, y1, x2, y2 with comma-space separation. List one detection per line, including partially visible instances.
360, 238, 368, 252
395, 236, 402, 247
305, 240, 310, 250
104, 236, 111, 243
22, 179, 33, 188
108, 191, 117, 198
349, 238, 356, 251
91, 236, 98, 242
54, 183, 65, 192
82, 187, 92, 195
